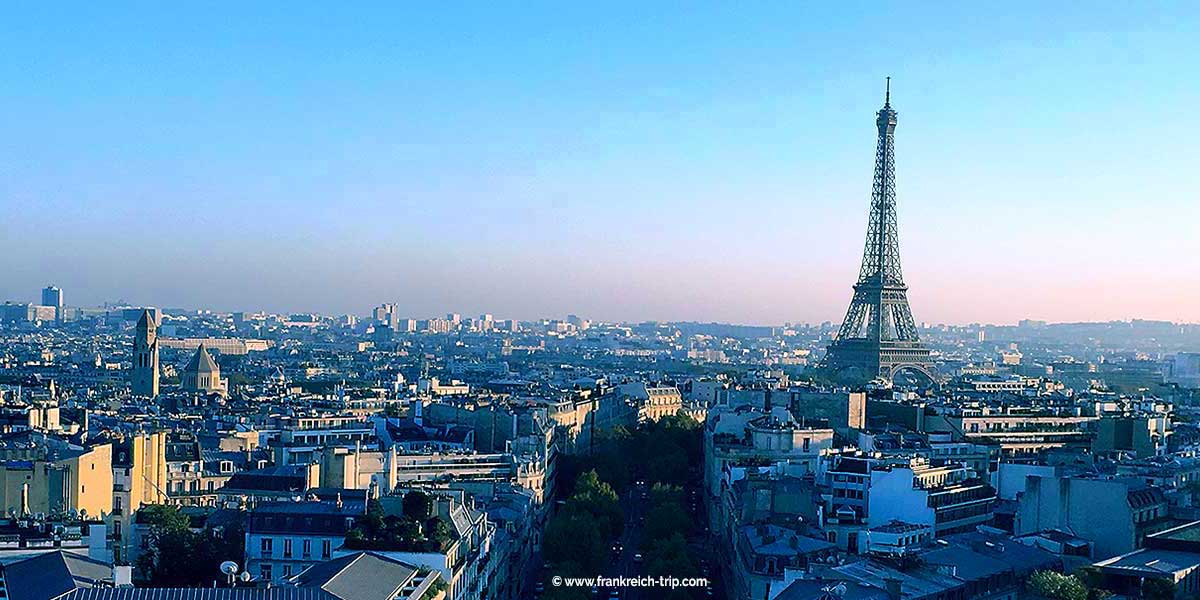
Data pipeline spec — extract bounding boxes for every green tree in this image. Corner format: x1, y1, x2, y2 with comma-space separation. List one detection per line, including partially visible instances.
134, 505, 242, 587
542, 558, 590, 600
403, 490, 432, 520
543, 508, 607, 573
567, 470, 624, 541
644, 533, 699, 600
1028, 571, 1088, 600
1142, 578, 1175, 600
643, 501, 692, 546
426, 517, 451, 549
138, 504, 190, 532
1075, 567, 1113, 600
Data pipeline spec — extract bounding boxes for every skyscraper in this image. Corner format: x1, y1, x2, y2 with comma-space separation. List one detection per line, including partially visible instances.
825, 80, 934, 383
132, 309, 160, 397
41, 285, 63, 322
41, 285, 63, 310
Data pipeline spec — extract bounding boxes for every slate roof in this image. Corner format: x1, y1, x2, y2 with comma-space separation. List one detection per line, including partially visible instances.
64, 590, 337, 600
165, 433, 201, 462
1, 551, 113, 600
248, 501, 358, 535
776, 580, 889, 600
1096, 548, 1200, 577
184, 345, 219, 375
221, 466, 307, 494
290, 552, 418, 600
938, 530, 1059, 575
830, 457, 871, 474
740, 524, 836, 557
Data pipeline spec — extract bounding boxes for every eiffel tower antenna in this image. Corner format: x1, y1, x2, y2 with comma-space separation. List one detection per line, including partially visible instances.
824, 79, 935, 384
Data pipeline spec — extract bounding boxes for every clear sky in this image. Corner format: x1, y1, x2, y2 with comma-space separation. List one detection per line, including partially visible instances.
2, 3, 1197, 325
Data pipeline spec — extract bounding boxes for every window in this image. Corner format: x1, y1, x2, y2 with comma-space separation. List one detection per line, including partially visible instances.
302, 539, 311, 558
322, 540, 331, 559
260, 565, 273, 580
283, 539, 292, 559
261, 538, 273, 556
803, 438, 811, 452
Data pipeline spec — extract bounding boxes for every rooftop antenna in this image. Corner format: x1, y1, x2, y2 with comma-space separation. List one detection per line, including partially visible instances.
885, 76, 891, 107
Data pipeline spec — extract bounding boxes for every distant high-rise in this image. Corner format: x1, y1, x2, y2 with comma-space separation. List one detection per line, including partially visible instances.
41, 285, 63, 309
41, 285, 63, 322
373, 303, 397, 327
825, 80, 934, 383
132, 309, 160, 397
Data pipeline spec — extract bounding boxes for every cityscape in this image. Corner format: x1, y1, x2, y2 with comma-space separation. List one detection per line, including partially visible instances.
2, 5, 1199, 600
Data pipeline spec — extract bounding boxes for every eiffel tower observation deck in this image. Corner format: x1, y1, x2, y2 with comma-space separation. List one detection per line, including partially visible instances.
825, 79, 935, 384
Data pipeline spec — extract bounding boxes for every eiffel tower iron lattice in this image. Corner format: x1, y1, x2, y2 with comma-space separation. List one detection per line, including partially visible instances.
825, 79, 935, 383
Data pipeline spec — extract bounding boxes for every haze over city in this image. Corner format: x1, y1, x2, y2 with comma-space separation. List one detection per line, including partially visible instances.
2, 3, 1197, 324
8, 6, 1200, 600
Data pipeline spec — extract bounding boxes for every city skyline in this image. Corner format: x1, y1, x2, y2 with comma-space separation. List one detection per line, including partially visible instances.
3, 4, 1197, 324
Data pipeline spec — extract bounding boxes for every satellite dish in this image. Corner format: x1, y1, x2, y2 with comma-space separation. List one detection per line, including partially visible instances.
239, 572, 252, 582
220, 561, 239, 575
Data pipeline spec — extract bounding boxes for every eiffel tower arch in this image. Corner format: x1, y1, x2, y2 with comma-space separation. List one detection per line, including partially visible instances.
825, 79, 936, 384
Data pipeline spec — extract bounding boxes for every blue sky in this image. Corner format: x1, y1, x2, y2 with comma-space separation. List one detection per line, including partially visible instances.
1, 3, 1196, 324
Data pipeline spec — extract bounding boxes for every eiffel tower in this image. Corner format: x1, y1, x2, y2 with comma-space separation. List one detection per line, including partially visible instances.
825, 79, 935, 383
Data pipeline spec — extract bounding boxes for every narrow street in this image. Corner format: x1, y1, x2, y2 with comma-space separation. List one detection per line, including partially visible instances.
606, 485, 647, 600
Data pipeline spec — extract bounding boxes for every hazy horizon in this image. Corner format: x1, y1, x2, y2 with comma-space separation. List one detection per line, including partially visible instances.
3, 4, 1197, 325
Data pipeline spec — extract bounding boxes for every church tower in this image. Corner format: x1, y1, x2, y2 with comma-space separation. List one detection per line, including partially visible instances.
183, 343, 227, 397
132, 309, 160, 397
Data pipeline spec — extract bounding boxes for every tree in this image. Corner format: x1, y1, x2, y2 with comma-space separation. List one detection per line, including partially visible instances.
1075, 567, 1113, 600
643, 502, 692, 546
543, 507, 607, 573
650, 483, 684, 506
567, 470, 624, 541
134, 505, 242, 587
426, 517, 452, 549
403, 490, 432, 520
644, 533, 699, 600
1142, 578, 1175, 600
591, 449, 631, 493
138, 504, 190, 533
1028, 571, 1088, 600
542, 558, 591, 600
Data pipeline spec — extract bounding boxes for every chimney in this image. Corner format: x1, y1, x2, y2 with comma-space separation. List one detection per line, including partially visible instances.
112, 565, 133, 587
884, 578, 902, 600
